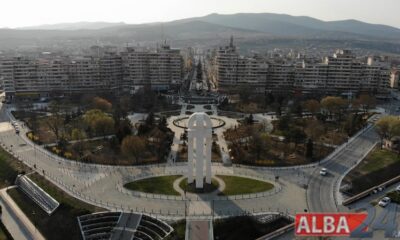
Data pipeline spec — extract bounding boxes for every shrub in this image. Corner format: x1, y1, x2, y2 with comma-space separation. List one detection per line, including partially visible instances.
64, 152, 73, 159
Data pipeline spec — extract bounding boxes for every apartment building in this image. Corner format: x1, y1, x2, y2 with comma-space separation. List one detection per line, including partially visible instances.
294, 61, 327, 94
214, 38, 241, 90
266, 62, 295, 94
121, 45, 183, 92
391, 69, 399, 89
213, 41, 391, 96
0, 45, 183, 99
0, 57, 42, 98
37, 58, 69, 93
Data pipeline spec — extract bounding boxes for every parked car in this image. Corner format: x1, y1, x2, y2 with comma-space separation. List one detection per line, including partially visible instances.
319, 168, 328, 176
396, 185, 400, 192
378, 197, 391, 207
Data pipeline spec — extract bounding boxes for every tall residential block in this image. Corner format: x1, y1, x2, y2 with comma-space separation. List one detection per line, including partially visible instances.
0, 44, 183, 99
212, 41, 391, 96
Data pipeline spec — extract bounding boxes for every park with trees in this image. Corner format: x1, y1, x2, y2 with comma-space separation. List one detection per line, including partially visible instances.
13, 94, 174, 165
341, 115, 400, 195
11, 88, 378, 168
224, 95, 374, 166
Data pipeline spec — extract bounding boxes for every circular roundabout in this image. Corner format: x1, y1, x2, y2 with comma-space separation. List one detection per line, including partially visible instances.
123, 173, 277, 198
173, 116, 225, 129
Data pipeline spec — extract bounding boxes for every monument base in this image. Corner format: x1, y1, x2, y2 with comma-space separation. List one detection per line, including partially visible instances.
181, 178, 218, 194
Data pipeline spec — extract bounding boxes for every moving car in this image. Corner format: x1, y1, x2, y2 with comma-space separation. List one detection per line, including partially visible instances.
319, 168, 328, 176
378, 197, 391, 207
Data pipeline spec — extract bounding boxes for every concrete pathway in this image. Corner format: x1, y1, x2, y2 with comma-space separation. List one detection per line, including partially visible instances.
172, 176, 186, 196
253, 113, 274, 133
0, 196, 31, 240
167, 104, 238, 165
0, 187, 45, 240
44, 134, 115, 147
213, 115, 238, 165
127, 113, 148, 135
186, 220, 212, 240
167, 115, 185, 164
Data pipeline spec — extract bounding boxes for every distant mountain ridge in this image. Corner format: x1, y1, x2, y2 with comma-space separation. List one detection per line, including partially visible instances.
193, 13, 400, 39
19, 21, 126, 30
1, 13, 400, 53
15, 13, 400, 40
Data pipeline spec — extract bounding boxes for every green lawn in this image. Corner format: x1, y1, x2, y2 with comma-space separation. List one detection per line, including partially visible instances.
179, 178, 219, 194
7, 173, 103, 240
0, 148, 29, 188
28, 173, 102, 211
124, 175, 182, 195
359, 149, 400, 173
217, 175, 274, 196
344, 148, 400, 194
164, 220, 186, 240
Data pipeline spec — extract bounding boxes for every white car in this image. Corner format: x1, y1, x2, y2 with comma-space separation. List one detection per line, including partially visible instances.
396, 185, 400, 192
378, 197, 391, 207
319, 168, 328, 176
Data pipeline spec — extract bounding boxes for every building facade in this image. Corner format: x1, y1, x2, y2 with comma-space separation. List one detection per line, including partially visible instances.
213, 42, 391, 96
0, 45, 183, 99
121, 45, 183, 92
391, 69, 399, 89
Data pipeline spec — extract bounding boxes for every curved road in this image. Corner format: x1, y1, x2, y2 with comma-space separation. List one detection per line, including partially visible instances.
307, 125, 379, 212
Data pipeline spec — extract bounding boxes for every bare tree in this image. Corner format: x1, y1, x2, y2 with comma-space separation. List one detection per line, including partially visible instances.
121, 135, 146, 164
45, 102, 64, 141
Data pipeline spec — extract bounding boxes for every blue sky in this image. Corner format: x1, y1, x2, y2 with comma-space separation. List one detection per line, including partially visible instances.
1, 0, 399, 28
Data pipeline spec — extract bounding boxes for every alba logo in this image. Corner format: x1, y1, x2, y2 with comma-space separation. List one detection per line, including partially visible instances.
295, 213, 368, 237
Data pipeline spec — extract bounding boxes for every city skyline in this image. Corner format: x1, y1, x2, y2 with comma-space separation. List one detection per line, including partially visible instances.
1, 0, 400, 29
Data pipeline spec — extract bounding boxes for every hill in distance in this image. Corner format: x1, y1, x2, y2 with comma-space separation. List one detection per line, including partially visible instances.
17, 13, 400, 40
1, 13, 400, 53
18, 21, 126, 30
193, 13, 400, 40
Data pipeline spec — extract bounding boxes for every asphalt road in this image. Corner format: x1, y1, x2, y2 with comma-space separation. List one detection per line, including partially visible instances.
307, 125, 379, 212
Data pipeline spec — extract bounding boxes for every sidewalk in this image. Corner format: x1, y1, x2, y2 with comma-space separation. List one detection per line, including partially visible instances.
0, 187, 45, 240
167, 115, 185, 164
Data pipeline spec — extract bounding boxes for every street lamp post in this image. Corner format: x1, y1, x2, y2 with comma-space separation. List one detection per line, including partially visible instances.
212, 200, 214, 221
184, 182, 187, 218
32, 210, 38, 237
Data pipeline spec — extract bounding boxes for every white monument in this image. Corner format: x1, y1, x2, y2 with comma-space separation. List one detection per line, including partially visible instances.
187, 112, 212, 189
